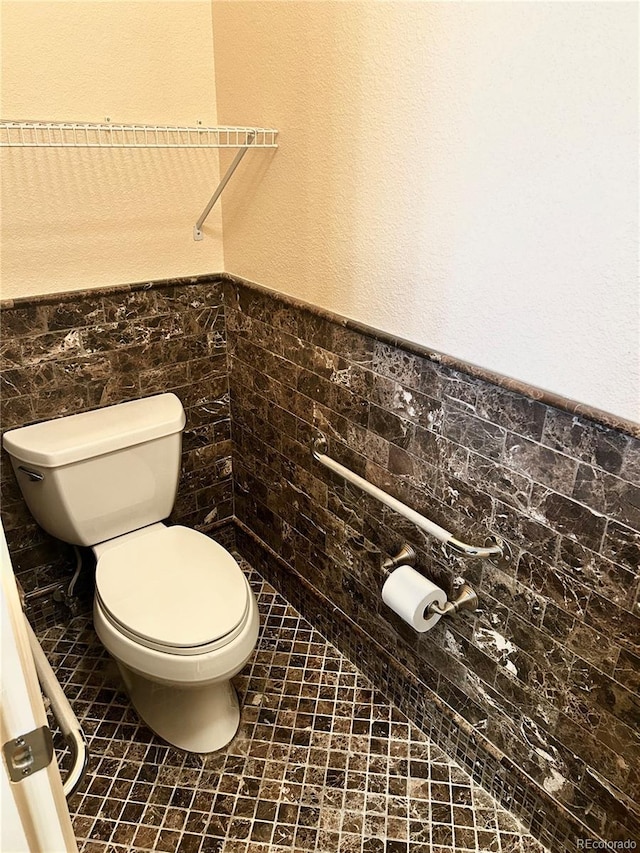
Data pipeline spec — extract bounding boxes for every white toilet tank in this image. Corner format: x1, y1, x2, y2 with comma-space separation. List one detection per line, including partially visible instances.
3, 394, 186, 546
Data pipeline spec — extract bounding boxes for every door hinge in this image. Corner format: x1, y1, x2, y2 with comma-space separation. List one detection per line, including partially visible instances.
3, 726, 54, 782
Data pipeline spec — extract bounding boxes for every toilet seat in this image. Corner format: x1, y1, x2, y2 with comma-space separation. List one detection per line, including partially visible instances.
95, 526, 250, 656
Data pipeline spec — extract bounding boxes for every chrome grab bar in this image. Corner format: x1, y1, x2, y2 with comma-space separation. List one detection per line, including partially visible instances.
24, 619, 89, 799
311, 431, 507, 561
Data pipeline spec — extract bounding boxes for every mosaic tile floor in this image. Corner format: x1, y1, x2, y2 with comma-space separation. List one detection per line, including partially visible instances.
40, 563, 548, 853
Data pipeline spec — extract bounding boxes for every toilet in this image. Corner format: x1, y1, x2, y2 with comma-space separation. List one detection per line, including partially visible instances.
3, 393, 259, 753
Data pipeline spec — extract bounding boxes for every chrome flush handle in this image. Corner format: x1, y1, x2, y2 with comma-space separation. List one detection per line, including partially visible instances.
17, 466, 44, 482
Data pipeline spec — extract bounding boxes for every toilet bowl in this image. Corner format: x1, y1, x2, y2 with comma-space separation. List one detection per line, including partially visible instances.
2, 393, 260, 753
93, 524, 260, 752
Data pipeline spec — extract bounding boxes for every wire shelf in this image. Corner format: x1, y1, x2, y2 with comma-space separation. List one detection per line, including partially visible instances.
0, 121, 278, 149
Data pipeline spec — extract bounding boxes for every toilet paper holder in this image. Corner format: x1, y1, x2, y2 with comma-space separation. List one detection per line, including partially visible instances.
382, 544, 417, 573
426, 583, 478, 617
382, 544, 479, 618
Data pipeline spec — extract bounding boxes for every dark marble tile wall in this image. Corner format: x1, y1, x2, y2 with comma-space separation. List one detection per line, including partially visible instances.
0, 276, 233, 629
2, 272, 638, 847
223, 278, 640, 845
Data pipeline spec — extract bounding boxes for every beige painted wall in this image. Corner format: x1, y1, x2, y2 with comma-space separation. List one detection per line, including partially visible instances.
212, 1, 639, 424
1, 0, 223, 298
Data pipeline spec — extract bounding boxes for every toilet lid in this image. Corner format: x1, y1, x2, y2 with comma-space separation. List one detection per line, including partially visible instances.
95, 526, 249, 651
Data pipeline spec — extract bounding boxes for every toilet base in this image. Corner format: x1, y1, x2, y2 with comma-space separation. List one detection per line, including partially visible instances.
118, 662, 241, 753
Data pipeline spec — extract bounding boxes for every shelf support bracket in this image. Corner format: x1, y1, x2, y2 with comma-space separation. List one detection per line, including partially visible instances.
193, 130, 256, 240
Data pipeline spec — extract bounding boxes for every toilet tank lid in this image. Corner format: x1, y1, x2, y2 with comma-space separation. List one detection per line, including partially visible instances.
2, 394, 186, 467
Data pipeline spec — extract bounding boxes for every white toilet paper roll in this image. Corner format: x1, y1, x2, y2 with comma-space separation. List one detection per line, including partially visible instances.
381, 565, 448, 632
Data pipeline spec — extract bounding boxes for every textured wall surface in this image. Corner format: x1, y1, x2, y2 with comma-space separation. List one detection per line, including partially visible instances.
0, 0, 223, 298
225, 278, 640, 844
0, 278, 232, 627
212, 1, 639, 423
3, 2, 637, 417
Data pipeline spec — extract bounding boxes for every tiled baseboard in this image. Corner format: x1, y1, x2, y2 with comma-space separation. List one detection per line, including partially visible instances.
233, 520, 603, 853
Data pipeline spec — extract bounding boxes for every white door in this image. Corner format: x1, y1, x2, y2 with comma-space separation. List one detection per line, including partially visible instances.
1, 524, 78, 852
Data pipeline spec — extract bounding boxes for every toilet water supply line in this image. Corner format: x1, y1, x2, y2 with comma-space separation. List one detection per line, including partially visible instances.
20, 546, 83, 613
311, 432, 509, 561
24, 619, 88, 799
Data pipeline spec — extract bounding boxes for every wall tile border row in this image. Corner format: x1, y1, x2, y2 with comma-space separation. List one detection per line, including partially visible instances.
2, 271, 638, 440
217, 274, 639, 441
